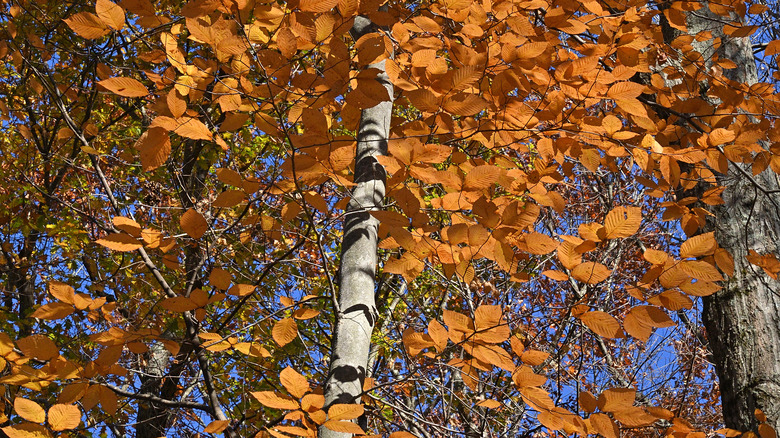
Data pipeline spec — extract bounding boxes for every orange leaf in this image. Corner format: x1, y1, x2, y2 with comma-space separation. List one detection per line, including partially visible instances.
280, 367, 311, 398
14, 397, 46, 423
209, 268, 232, 290
96, 233, 143, 251
136, 127, 171, 171
476, 399, 502, 409
708, 128, 736, 146
227, 284, 255, 297
203, 420, 230, 434
603, 206, 641, 239
571, 262, 611, 284
272, 318, 298, 346
112, 216, 142, 237
597, 387, 636, 412
427, 319, 448, 352
323, 420, 364, 434
2, 423, 53, 438
49, 281, 75, 304
64, 12, 109, 39
213, 190, 245, 208
160, 297, 199, 312
251, 391, 300, 410
98, 77, 148, 97
443, 93, 488, 116
180, 208, 208, 239
174, 118, 212, 141
680, 232, 717, 258
299, 0, 339, 12
48, 404, 81, 431
579, 311, 624, 339
30, 302, 74, 320
328, 404, 364, 421
95, 0, 125, 30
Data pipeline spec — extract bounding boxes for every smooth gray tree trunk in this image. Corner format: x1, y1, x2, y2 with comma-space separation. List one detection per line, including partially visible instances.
319, 16, 394, 438
666, 3, 780, 431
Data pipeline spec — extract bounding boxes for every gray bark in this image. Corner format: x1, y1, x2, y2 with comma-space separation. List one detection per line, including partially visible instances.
668, 3, 780, 431
319, 16, 393, 438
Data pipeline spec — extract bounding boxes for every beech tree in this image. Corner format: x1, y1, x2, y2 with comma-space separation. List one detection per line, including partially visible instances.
0, 0, 779, 437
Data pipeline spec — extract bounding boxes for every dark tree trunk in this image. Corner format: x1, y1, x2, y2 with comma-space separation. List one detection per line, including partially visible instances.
674, 2, 780, 431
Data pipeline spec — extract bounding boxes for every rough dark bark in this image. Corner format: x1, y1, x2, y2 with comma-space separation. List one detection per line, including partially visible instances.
319, 16, 393, 438
672, 3, 780, 431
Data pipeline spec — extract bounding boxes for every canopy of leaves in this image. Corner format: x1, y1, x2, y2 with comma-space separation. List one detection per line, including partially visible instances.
0, 0, 778, 436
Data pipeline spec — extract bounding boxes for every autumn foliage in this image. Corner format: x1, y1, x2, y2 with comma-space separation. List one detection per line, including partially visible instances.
0, 0, 779, 436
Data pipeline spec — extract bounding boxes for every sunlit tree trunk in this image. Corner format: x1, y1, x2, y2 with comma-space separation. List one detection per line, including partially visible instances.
320, 15, 393, 438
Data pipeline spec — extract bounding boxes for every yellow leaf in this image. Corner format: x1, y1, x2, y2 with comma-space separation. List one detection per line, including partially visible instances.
272, 318, 298, 346
98, 77, 148, 97
48, 404, 81, 431
64, 12, 109, 39
14, 398, 46, 423
180, 208, 208, 239
95, 0, 125, 30
96, 233, 143, 251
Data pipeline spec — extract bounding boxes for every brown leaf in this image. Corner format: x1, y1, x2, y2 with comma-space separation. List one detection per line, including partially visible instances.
208, 268, 232, 290
48, 404, 81, 431
98, 77, 148, 97
180, 208, 208, 239
64, 12, 109, 39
